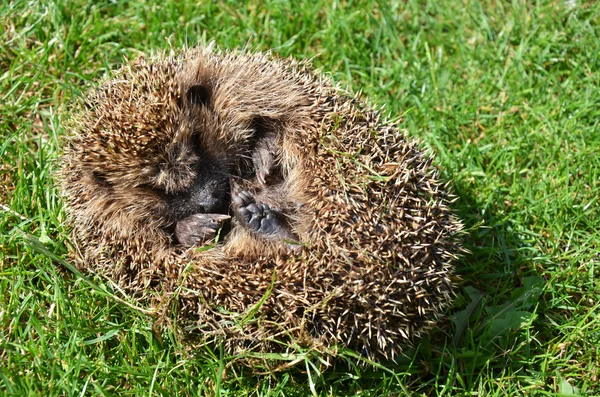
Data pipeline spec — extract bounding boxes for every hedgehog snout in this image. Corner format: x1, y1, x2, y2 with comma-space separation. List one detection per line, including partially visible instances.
188, 169, 231, 215
192, 187, 229, 214
162, 165, 231, 223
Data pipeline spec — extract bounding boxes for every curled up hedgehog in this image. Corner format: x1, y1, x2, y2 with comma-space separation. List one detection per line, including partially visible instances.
61, 45, 464, 362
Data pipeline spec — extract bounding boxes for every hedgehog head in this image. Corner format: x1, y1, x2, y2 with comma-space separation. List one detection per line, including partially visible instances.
63, 52, 309, 232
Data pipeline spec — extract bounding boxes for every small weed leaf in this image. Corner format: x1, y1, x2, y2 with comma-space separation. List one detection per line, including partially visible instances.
452, 278, 545, 349
451, 286, 484, 346
473, 276, 545, 348
510, 276, 545, 310
556, 370, 581, 396
481, 310, 533, 349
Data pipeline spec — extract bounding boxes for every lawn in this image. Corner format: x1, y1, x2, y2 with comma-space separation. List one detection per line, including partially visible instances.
1, 0, 599, 395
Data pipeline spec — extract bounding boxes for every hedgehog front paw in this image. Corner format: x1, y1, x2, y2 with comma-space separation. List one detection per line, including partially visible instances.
175, 213, 230, 247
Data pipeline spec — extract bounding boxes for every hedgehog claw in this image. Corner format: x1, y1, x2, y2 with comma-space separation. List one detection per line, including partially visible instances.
256, 170, 268, 185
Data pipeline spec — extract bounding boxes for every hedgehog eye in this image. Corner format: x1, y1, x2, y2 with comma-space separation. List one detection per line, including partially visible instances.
186, 84, 211, 107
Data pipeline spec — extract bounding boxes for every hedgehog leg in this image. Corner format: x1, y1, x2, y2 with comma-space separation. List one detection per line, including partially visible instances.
232, 190, 300, 251
175, 213, 230, 247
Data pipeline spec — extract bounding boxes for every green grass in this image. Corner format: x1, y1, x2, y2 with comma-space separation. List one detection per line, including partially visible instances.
1, 0, 599, 395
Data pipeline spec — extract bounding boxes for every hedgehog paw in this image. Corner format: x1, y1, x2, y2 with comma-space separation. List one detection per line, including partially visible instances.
232, 191, 300, 252
233, 191, 280, 235
175, 213, 230, 247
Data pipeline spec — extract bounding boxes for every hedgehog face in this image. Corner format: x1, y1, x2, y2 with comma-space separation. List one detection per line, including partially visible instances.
67, 54, 305, 246
69, 64, 236, 237
149, 83, 230, 216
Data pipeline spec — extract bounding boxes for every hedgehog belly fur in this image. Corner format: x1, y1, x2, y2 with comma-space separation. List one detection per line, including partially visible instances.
61, 46, 464, 361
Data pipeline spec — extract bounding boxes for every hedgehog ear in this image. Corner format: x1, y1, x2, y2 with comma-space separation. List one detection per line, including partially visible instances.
186, 84, 211, 107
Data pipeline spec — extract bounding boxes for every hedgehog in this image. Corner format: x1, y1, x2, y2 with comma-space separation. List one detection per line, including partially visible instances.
60, 45, 464, 361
